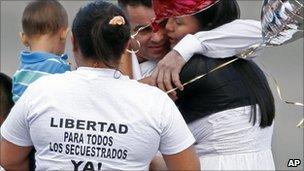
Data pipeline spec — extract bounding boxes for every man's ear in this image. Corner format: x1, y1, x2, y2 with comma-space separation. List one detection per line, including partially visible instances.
19, 32, 29, 47
60, 27, 70, 43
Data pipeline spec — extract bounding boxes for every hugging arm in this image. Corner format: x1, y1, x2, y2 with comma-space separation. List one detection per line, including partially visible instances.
151, 19, 262, 94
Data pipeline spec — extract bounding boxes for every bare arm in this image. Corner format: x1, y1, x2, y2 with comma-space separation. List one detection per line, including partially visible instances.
0, 138, 32, 170
138, 76, 156, 86
149, 155, 168, 171
163, 145, 200, 171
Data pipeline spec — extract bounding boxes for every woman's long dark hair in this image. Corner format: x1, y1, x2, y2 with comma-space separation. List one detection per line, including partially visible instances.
193, 0, 240, 30
193, 0, 275, 127
233, 59, 275, 128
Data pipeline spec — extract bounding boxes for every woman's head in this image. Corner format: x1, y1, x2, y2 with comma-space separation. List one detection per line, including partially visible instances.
72, 1, 130, 68
166, 0, 240, 47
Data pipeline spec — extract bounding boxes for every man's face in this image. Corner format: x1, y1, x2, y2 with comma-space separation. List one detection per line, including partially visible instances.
126, 5, 170, 62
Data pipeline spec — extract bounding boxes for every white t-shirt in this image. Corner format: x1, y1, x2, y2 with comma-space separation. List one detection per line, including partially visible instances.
1, 67, 194, 170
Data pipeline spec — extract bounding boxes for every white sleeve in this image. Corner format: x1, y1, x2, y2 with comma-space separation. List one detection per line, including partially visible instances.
0, 90, 32, 146
159, 96, 195, 155
173, 19, 263, 61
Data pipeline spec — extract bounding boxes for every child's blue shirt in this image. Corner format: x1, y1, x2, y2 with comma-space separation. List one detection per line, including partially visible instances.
12, 51, 71, 102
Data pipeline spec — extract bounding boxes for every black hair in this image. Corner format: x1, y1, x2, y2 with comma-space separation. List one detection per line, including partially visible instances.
118, 0, 152, 9
22, 0, 68, 37
189, 0, 275, 127
193, 0, 240, 31
72, 0, 131, 68
234, 59, 275, 128
0, 73, 14, 125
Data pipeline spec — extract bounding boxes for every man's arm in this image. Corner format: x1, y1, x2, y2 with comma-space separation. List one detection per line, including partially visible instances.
152, 19, 263, 93
175, 19, 263, 60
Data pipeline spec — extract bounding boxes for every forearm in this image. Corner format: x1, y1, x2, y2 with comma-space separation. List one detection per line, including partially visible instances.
149, 156, 168, 171
173, 19, 263, 60
163, 145, 200, 171
1, 158, 29, 171
138, 76, 155, 86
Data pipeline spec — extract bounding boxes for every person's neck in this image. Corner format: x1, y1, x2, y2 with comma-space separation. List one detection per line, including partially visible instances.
77, 58, 119, 70
29, 35, 63, 55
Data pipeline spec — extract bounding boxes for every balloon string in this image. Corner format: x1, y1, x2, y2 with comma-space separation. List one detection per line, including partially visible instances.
257, 62, 304, 128
166, 44, 260, 94
297, 119, 304, 128
165, 49, 304, 128
166, 58, 239, 93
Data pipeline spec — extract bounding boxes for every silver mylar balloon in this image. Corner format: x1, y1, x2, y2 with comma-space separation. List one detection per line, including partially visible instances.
261, 0, 303, 46
240, 0, 303, 58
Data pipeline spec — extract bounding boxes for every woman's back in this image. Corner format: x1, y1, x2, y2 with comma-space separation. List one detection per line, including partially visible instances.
189, 106, 274, 170
1, 68, 195, 170
177, 55, 274, 125
176, 55, 275, 170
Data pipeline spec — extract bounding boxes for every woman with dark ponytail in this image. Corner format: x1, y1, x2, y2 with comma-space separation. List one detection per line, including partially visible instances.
0, 1, 200, 170
159, 0, 275, 170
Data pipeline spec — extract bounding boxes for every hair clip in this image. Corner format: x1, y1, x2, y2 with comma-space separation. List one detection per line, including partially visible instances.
109, 16, 125, 26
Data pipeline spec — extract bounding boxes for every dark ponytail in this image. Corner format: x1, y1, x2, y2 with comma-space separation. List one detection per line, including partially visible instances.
72, 1, 130, 67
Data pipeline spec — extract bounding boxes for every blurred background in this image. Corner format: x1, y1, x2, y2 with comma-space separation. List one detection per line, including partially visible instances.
1, 0, 303, 170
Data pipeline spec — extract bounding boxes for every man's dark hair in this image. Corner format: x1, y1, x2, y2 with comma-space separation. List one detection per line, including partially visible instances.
72, 0, 130, 68
22, 0, 68, 37
118, 0, 152, 9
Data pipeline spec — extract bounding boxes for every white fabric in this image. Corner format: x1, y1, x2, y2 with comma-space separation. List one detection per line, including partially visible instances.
174, 19, 263, 61
188, 106, 275, 170
140, 61, 157, 78
1, 67, 195, 170
131, 52, 157, 80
